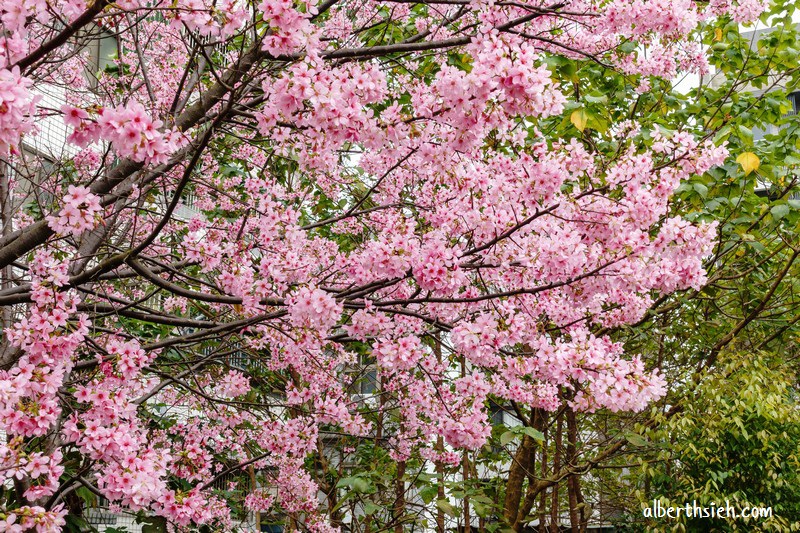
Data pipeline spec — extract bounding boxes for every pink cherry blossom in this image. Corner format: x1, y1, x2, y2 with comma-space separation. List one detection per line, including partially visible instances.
0, 0, 767, 529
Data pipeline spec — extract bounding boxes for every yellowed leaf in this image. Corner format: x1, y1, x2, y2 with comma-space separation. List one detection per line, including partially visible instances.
570, 108, 588, 132
736, 152, 760, 175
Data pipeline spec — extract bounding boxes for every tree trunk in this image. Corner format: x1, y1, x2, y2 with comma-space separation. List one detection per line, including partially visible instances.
515, 409, 544, 527
538, 418, 548, 533
566, 409, 579, 533
550, 413, 563, 532
503, 433, 536, 528
460, 356, 471, 533
463, 452, 471, 533
0, 164, 12, 332
437, 436, 445, 533
435, 335, 445, 533
394, 460, 406, 533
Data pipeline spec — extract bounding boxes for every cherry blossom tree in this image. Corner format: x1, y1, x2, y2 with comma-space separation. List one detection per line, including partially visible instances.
0, 0, 772, 531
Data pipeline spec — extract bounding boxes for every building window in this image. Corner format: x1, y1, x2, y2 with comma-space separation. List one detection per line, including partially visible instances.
344, 358, 378, 396
788, 91, 800, 116
10, 148, 56, 214
488, 400, 506, 426
84, 25, 118, 88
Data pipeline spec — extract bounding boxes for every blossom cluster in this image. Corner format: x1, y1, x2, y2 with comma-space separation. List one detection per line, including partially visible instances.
63, 102, 180, 165
0, 252, 87, 530
168, 0, 248, 37
0, 67, 37, 156
412, 233, 465, 293
0, 439, 64, 502
0, 505, 66, 533
46, 185, 102, 236
214, 369, 251, 399
258, 0, 318, 56
0, 0, 773, 528
2, 252, 87, 438
244, 489, 276, 512
287, 286, 343, 332
62, 339, 232, 527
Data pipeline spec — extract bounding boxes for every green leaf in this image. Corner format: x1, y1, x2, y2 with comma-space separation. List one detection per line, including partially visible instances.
500, 430, 517, 446
65, 514, 100, 533
584, 93, 609, 104
771, 204, 790, 220
363, 501, 381, 515
473, 500, 490, 517
693, 183, 709, 198
625, 432, 648, 447
337, 476, 371, 493
714, 125, 732, 142
737, 124, 754, 144
570, 108, 589, 132
419, 485, 439, 504
436, 499, 457, 517
520, 426, 545, 442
